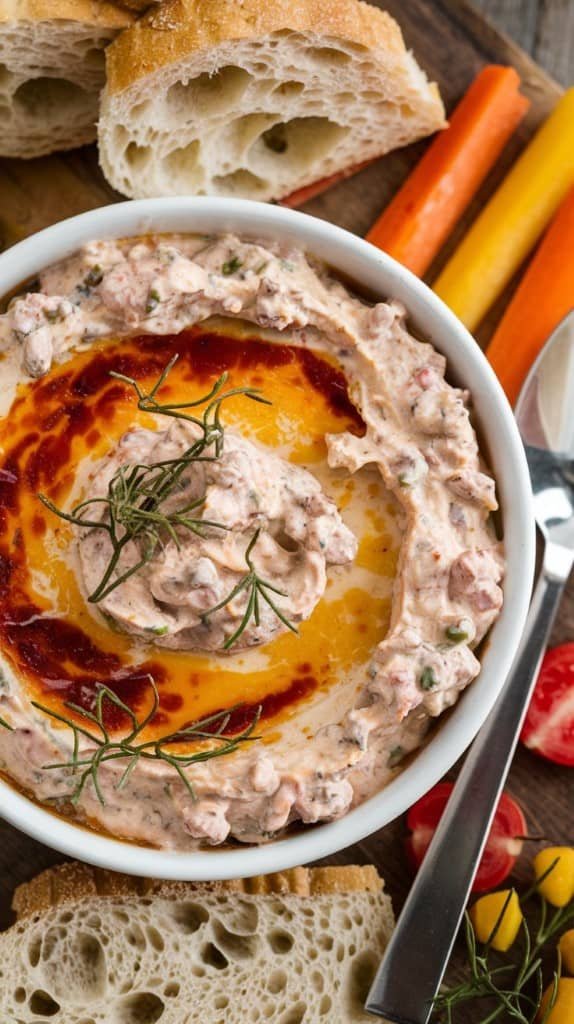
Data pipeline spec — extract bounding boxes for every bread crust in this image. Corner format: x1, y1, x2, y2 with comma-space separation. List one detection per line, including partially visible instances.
0, 0, 133, 27
12, 860, 383, 920
105, 0, 410, 96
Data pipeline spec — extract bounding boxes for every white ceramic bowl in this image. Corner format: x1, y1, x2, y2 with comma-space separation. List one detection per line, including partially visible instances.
0, 198, 535, 879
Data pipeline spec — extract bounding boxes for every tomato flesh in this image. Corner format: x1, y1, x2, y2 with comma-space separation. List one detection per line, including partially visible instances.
520, 643, 574, 767
406, 782, 526, 892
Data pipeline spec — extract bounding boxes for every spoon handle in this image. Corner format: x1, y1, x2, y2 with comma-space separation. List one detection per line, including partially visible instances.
366, 566, 566, 1024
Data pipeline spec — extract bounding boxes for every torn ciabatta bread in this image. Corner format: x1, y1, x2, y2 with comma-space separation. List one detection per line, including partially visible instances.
0, 0, 132, 159
98, 0, 445, 201
1, 861, 393, 1023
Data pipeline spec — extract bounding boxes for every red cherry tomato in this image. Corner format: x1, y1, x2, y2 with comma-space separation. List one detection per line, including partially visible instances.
520, 643, 574, 767
406, 782, 527, 892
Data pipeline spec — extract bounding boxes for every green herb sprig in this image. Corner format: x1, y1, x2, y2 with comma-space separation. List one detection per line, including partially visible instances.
30, 676, 261, 805
203, 528, 299, 650
38, 356, 270, 602
433, 858, 574, 1023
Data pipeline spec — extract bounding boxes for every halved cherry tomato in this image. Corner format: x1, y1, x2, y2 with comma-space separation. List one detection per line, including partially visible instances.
521, 643, 574, 766
406, 782, 527, 892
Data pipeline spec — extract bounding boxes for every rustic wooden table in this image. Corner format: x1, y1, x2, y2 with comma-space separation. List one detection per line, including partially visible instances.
0, 2, 571, 1021
475, 0, 574, 87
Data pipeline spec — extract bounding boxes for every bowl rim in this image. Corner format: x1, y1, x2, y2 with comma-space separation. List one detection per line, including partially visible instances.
0, 197, 535, 879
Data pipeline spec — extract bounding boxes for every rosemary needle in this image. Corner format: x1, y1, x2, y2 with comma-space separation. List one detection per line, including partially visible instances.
27, 676, 261, 806
433, 858, 573, 1023
202, 528, 299, 650
38, 356, 270, 603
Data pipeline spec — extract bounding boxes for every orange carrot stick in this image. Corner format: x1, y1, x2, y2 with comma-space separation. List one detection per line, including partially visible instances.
365, 66, 530, 277
486, 185, 574, 405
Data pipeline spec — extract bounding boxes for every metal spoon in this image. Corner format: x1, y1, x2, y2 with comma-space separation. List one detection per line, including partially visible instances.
366, 311, 574, 1024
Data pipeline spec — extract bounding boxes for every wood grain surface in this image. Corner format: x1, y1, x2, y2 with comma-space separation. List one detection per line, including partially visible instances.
0, 1, 572, 1019
476, 0, 574, 87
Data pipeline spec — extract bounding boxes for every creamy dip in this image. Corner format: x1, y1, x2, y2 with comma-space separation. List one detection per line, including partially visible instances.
0, 233, 504, 848
79, 420, 357, 650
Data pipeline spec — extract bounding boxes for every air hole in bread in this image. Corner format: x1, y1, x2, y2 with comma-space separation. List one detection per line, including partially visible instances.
112, 126, 130, 150
164, 981, 179, 997
212, 168, 268, 196
125, 142, 151, 171
212, 918, 258, 960
14, 985, 26, 1003
14, 77, 88, 118
166, 65, 252, 119
214, 995, 229, 1010
117, 992, 165, 1023
319, 994, 333, 1015
271, 80, 304, 99
28, 936, 41, 967
68, 932, 107, 998
84, 47, 105, 71
125, 924, 147, 951
305, 46, 352, 66
334, 92, 355, 106
250, 116, 345, 175
267, 928, 294, 955
200, 941, 228, 970
29, 989, 60, 1016
226, 899, 259, 934
162, 140, 204, 189
146, 925, 165, 952
170, 901, 209, 934
267, 969, 287, 994
279, 1003, 307, 1024
361, 89, 388, 102
228, 112, 281, 152
347, 950, 379, 1013
0, 63, 13, 92
131, 100, 152, 119
311, 970, 324, 993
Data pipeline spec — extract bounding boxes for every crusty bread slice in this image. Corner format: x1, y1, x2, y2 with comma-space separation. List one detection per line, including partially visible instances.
98, 0, 445, 202
0, 861, 393, 1023
0, 0, 132, 159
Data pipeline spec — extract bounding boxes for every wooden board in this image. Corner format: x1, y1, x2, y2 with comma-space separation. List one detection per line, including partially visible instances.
0, 1, 571, 1017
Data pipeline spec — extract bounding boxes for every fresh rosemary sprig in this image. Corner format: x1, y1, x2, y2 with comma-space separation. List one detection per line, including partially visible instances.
38, 356, 271, 602
202, 528, 299, 650
30, 676, 261, 805
109, 354, 270, 459
433, 859, 574, 1023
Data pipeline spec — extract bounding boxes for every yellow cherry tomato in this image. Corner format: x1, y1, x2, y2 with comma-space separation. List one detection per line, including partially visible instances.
469, 889, 523, 951
534, 847, 574, 908
538, 978, 574, 1023
559, 930, 574, 975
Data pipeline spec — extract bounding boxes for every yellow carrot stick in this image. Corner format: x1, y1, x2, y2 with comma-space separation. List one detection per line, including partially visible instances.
433, 88, 574, 331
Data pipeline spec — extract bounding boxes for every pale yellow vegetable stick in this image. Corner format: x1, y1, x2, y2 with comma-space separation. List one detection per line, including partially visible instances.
433, 88, 574, 331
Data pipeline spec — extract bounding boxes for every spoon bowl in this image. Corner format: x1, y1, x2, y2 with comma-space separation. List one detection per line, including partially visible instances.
516, 310, 574, 562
